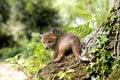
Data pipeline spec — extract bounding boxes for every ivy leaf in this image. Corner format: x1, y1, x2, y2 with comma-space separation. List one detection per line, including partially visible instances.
101, 35, 109, 43
112, 63, 119, 70
90, 47, 99, 53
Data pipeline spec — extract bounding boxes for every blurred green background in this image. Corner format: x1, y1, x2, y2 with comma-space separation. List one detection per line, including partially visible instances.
0, 0, 109, 61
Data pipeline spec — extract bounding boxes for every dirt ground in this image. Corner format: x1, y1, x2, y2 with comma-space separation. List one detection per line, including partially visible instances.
0, 62, 26, 80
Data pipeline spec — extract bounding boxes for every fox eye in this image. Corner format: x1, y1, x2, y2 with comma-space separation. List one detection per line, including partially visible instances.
43, 42, 45, 43
48, 41, 52, 43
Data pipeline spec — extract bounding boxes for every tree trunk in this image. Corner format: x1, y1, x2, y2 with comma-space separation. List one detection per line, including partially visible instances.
38, 1, 120, 80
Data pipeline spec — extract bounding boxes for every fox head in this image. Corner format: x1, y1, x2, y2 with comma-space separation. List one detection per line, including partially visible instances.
40, 28, 57, 49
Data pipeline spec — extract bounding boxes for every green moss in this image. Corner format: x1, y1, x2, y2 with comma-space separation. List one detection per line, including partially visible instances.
38, 54, 89, 80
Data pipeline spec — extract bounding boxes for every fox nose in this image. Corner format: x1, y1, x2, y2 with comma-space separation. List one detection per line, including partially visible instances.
45, 47, 48, 49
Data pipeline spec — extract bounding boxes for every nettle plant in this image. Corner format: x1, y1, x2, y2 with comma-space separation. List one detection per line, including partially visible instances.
6, 43, 52, 80
86, 28, 119, 80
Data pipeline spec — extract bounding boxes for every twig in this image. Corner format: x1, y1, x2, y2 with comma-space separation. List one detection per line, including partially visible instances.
16, 62, 32, 80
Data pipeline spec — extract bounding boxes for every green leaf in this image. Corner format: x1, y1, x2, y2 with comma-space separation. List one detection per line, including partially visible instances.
101, 35, 109, 43
5, 54, 20, 64
62, 23, 93, 39
112, 63, 119, 70
58, 72, 66, 79
90, 47, 99, 53
65, 75, 71, 80
66, 68, 74, 73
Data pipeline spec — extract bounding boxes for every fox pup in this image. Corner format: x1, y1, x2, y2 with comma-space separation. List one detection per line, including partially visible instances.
40, 28, 89, 63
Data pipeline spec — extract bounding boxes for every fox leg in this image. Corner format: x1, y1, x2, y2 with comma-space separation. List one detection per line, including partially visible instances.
52, 50, 58, 60
72, 42, 89, 61
51, 50, 65, 62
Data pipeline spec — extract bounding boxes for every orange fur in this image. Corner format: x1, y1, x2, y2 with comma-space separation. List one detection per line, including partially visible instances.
40, 29, 89, 62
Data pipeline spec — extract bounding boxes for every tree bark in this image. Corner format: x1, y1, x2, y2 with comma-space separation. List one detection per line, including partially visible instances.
38, 1, 120, 80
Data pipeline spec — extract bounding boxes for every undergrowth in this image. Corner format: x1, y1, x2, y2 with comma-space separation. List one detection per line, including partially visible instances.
4, 0, 110, 79
5, 22, 93, 80
62, 22, 93, 39
86, 26, 120, 80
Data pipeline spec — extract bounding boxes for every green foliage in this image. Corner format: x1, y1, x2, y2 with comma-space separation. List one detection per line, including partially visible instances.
5, 32, 52, 79
57, 68, 74, 80
0, 0, 109, 61
6, 54, 20, 64
87, 49, 113, 78
0, 0, 60, 61
6, 0, 59, 30
87, 31, 120, 79
62, 22, 93, 39
0, 32, 16, 48
21, 43, 52, 78
54, 0, 108, 27
96, 35, 109, 48
0, 0, 111, 80
87, 0, 108, 26
0, 46, 22, 61
0, 32, 39, 60
0, 0, 10, 23
6, 42, 52, 79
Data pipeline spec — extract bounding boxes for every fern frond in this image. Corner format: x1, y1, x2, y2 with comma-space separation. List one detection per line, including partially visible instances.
62, 22, 93, 40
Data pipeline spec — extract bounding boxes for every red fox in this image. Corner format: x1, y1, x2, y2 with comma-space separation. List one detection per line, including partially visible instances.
40, 28, 90, 63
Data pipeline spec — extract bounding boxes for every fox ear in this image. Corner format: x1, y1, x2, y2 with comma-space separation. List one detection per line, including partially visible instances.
50, 28, 57, 35
39, 32, 43, 37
